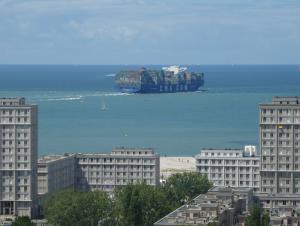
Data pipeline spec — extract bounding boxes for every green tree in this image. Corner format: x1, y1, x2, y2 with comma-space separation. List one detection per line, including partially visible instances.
43, 189, 112, 226
208, 222, 218, 226
261, 212, 270, 226
163, 172, 213, 205
245, 206, 261, 226
114, 183, 172, 226
11, 216, 34, 226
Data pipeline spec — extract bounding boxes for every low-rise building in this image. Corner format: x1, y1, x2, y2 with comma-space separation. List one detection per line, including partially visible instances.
76, 148, 160, 193
37, 148, 160, 195
37, 154, 76, 195
196, 147, 260, 192
270, 216, 299, 226
154, 187, 254, 226
257, 193, 300, 226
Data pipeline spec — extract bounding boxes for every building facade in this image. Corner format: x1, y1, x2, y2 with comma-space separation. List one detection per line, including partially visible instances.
0, 98, 38, 218
37, 154, 76, 195
76, 148, 160, 193
260, 96, 300, 194
258, 96, 300, 223
35, 148, 160, 196
196, 147, 260, 192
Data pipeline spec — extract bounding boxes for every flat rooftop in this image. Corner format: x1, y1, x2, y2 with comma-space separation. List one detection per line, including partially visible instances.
260, 96, 300, 106
154, 186, 252, 225
38, 154, 74, 163
0, 97, 25, 106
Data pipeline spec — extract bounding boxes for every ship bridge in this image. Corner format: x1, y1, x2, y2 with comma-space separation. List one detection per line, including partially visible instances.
162, 65, 187, 75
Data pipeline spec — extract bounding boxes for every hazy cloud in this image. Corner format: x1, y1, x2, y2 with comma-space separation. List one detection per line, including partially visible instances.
69, 20, 140, 41
0, 0, 299, 64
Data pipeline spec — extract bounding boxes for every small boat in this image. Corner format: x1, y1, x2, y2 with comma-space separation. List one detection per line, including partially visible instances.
101, 101, 107, 111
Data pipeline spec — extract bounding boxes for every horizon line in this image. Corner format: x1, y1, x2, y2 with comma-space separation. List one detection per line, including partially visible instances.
0, 63, 299, 66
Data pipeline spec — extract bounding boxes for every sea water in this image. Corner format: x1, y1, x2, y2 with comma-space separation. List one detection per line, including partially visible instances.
0, 65, 299, 156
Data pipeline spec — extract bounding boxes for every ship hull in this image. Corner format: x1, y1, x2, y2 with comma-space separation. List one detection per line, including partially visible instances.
118, 81, 204, 94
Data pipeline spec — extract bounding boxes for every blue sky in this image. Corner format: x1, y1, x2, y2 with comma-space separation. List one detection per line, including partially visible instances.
0, 0, 299, 64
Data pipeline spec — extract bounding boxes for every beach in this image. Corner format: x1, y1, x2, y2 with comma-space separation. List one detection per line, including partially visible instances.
160, 157, 196, 180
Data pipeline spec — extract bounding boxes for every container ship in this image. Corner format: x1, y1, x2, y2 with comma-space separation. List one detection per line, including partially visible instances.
115, 66, 204, 93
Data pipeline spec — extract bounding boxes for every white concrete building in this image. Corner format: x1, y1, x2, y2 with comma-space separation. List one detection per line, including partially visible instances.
0, 98, 38, 218
36, 148, 160, 196
260, 96, 300, 194
37, 154, 76, 195
196, 147, 260, 192
257, 96, 300, 220
76, 148, 160, 193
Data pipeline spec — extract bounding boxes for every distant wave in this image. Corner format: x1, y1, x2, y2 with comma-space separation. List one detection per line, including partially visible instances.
104, 74, 116, 77
44, 96, 83, 101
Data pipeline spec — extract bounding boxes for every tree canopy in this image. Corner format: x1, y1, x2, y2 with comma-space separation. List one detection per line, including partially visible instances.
261, 212, 270, 226
244, 206, 269, 226
114, 183, 172, 226
163, 172, 213, 205
43, 172, 213, 226
43, 189, 112, 226
11, 216, 34, 226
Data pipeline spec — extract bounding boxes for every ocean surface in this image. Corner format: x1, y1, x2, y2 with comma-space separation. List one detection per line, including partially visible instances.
0, 65, 299, 156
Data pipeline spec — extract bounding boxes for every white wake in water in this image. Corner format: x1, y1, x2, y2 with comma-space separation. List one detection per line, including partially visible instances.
34, 92, 133, 102
93, 92, 132, 97
104, 74, 116, 77
44, 96, 83, 101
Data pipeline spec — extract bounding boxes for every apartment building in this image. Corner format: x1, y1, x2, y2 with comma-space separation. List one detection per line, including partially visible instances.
37, 154, 76, 195
76, 148, 160, 193
0, 98, 38, 218
196, 147, 260, 192
35, 148, 160, 196
257, 96, 300, 222
260, 96, 300, 194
